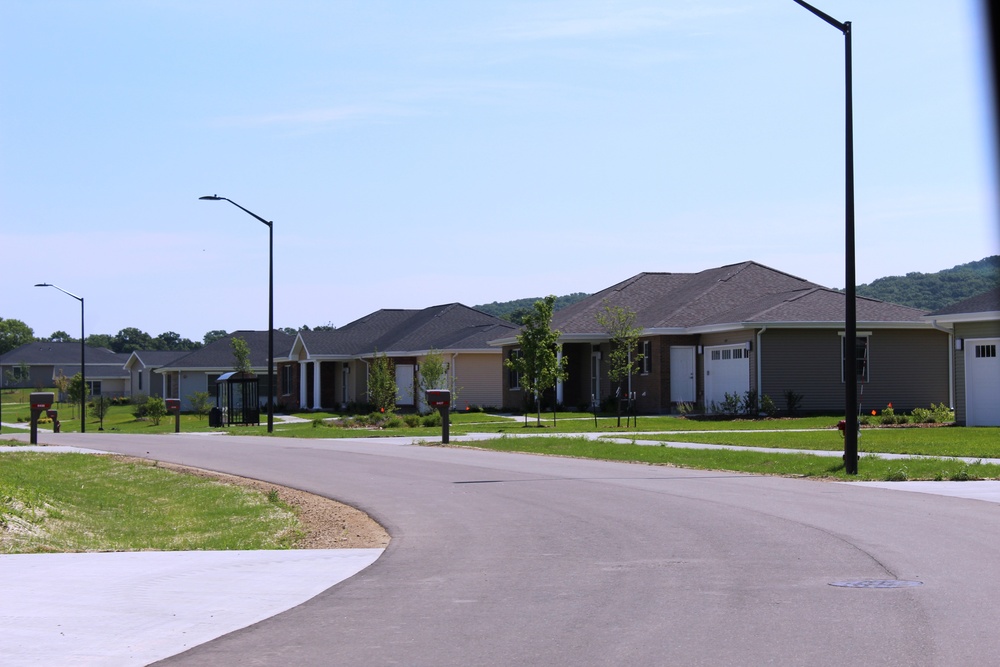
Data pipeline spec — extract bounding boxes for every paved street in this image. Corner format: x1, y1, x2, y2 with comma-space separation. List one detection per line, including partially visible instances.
5, 431, 1000, 666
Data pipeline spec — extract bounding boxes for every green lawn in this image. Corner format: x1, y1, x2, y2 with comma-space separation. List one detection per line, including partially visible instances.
448, 435, 1000, 481
0, 452, 302, 554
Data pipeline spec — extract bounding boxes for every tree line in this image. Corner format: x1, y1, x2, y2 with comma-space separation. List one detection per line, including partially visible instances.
855, 256, 999, 311
0, 321, 337, 357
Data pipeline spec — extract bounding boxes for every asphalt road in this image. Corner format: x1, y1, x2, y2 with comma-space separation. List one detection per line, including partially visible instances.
21, 432, 1000, 666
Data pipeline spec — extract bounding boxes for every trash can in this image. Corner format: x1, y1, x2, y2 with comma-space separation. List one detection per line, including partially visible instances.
208, 407, 222, 428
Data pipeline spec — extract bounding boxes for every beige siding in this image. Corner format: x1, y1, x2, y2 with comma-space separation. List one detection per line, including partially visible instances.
450, 353, 503, 409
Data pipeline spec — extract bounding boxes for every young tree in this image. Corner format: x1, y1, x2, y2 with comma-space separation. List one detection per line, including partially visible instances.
143, 396, 168, 426
231, 336, 253, 374
504, 295, 568, 426
415, 348, 455, 413
595, 301, 644, 426
89, 395, 112, 430
367, 350, 397, 414
53, 370, 70, 404
67, 373, 88, 420
188, 391, 213, 420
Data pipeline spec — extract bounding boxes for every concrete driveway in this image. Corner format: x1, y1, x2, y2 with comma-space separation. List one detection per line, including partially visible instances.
4, 432, 1000, 666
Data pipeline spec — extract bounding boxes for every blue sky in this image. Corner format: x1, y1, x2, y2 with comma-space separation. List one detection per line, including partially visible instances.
2, 1, 996, 342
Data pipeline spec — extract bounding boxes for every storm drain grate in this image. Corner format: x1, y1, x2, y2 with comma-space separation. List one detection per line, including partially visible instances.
830, 579, 923, 589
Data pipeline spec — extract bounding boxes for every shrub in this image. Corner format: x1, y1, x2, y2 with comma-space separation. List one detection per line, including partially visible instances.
719, 392, 741, 416
421, 411, 442, 428
931, 403, 954, 423
909, 407, 933, 423
143, 396, 168, 426
403, 414, 422, 428
784, 390, 804, 416
760, 394, 778, 418
739, 390, 758, 417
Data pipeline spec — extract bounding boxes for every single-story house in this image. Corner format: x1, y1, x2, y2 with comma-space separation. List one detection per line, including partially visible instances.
0, 342, 130, 398
926, 287, 1000, 426
122, 350, 188, 399
281, 303, 518, 411
492, 261, 951, 415
155, 330, 294, 411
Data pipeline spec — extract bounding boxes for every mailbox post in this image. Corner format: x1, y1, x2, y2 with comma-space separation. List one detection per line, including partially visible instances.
426, 389, 451, 444
165, 399, 181, 433
29, 392, 54, 445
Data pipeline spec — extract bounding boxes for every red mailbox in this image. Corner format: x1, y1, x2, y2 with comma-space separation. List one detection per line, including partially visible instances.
165, 399, 181, 413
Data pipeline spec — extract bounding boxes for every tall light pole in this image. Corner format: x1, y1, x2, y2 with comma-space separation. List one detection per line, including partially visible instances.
35, 283, 86, 433
791, 0, 858, 474
199, 195, 275, 433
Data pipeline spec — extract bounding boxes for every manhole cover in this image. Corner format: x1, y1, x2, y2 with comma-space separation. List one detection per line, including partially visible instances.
830, 580, 923, 589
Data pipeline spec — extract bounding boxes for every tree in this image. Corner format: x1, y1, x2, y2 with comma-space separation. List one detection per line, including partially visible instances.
67, 373, 87, 420
153, 331, 199, 351
143, 396, 168, 426
595, 301, 644, 426
188, 391, 213, 420
415, 349, 455, 413
45, 330, 76, 343
0, 318, 34, 355
85, 333, 114, 349
89, 395, 112, 430
203, 329, 228, 345
231, 336, 253, 374
53, 371, 70, 404
112, 327, 154, 354
504, 295, 568, 426
367, 350, 397, 414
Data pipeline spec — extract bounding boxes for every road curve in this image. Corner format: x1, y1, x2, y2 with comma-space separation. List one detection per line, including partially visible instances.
27, 432, 1000, 666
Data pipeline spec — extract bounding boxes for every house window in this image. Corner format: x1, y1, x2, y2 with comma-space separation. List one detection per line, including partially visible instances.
138, 370, 143, 391
86, 380, 102, 397
842, 335, 870, 382
207, 374, 220, 399
976, 344, 997, 358
281, 365, 293, 395
508, 349, 523, 390
641, 340, 652, 374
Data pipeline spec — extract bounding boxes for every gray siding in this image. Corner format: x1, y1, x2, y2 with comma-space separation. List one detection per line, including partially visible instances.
761, 328, 949, 413
953, 321, 1000, 425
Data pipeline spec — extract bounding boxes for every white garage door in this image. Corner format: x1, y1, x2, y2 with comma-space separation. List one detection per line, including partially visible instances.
966, 339, 1000, 426
704, 344, 750, 412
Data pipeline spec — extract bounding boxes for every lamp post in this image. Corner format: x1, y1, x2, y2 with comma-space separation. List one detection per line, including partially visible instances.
35, 283, 86, 433
199, 195, 274, 433
791, 0, 858, 474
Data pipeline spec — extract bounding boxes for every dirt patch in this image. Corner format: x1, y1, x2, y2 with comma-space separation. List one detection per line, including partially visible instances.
113, 456, 390, 550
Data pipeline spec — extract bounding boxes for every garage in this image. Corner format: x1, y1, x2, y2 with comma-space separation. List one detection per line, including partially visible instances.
965, 338, 1000, 426
704, 344, 750, 412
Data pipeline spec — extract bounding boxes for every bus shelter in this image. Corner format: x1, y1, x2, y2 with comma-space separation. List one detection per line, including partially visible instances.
215, 371, 260, 426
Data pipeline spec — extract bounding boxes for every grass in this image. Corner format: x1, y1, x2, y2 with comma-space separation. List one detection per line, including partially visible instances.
0, 452, 302, 554
629, 427, 1000, 459
448, 435, 1000, 481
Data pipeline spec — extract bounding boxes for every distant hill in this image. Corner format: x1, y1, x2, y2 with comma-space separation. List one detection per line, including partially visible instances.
475, 293, 590, 323
856, 256, 1000, 311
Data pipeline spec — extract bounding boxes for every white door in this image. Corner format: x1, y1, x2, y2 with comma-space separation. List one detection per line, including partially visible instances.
704, 344, 750, 412
395, 364, 414, 406
965, 339, 1000, 426
670, 346, 696, 403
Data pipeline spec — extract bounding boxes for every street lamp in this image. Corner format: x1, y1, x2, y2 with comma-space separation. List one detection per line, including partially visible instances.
35, 283, 86, 433
791, 0, 858, 474
199, 195, 275, 433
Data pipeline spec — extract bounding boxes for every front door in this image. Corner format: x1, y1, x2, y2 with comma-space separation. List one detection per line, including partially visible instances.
669, 346, 696, 403
395, 364, 414, 406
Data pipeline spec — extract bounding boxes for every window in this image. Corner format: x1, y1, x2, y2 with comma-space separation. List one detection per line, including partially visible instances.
281, 365, 293, 395
86, 380, 102, 397
975, 344, 997, 358
842, 335, 870, 382
641, 340, 652, 374
508, 349, 523, 390
138, 370, 143, 391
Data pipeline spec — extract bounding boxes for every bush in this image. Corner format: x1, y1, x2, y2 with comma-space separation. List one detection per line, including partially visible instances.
909, 407, 933, 423
421, 412, 442, 427
143, 396, 168, 426
784, 390, 804, 417
760, 394, 778, 418
739, 390, 758, 416
931, 403, 954, 423
403, 414, 422, 428
719, 392, 741, 416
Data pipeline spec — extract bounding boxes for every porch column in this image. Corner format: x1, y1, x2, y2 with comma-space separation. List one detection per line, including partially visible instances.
556, 346, 564, 406
298, 361, 308, 410
312, 361, 322, 410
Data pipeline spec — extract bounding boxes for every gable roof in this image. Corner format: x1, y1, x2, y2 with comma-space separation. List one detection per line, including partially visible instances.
123, 350, 188, 370
158, 330, 294, 370
293, 304, 518, 359
500, 261, 930, 343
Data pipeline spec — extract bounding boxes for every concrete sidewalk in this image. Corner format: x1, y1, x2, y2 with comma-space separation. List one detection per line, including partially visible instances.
0, 548, 383, 666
